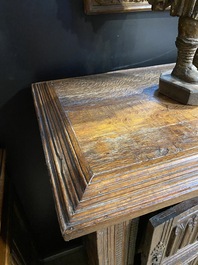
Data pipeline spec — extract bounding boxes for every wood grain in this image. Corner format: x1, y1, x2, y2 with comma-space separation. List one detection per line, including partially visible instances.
32, 64, 198, 240
85, 218, 139, 265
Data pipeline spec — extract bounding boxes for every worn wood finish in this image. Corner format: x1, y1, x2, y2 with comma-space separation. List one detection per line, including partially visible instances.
141, 197, 198, 265
85, 218, 139, 265
84, 0, 151, 15
0, 149, 6, 230
32, 64, 198, 240
189, 256, 198, 265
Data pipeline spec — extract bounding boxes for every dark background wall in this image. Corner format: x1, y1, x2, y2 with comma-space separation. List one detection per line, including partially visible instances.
0, 0, 178, 259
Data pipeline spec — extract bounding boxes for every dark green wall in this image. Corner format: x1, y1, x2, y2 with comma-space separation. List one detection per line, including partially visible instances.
0, 0, 178, 258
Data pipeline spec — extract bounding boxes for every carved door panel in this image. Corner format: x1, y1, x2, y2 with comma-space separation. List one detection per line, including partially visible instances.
141, 197, 198, 265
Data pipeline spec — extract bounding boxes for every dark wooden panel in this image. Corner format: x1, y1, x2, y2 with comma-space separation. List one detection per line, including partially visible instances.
141, 197, 198, 265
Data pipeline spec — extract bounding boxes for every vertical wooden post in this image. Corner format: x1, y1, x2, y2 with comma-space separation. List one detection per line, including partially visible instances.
85, 219, 139, 265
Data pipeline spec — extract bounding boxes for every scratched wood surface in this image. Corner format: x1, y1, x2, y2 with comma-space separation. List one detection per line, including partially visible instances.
32, 64, 198, 240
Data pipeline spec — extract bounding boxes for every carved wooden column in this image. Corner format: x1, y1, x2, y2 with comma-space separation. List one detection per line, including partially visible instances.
85, 219, 139, 265
32, 64, 198, 264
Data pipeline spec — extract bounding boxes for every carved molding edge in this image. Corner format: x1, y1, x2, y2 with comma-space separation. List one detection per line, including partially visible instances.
32, 83, 92, 230
151, 242, 166, 265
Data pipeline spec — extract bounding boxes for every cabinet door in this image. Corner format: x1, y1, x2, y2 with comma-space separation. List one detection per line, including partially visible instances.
141, 197, 198, 265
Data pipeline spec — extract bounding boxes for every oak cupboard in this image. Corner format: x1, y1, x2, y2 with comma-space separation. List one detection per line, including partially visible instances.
32, 64, 198, 264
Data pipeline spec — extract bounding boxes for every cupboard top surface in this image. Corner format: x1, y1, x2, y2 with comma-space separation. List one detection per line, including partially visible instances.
32, 64, 198, 240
